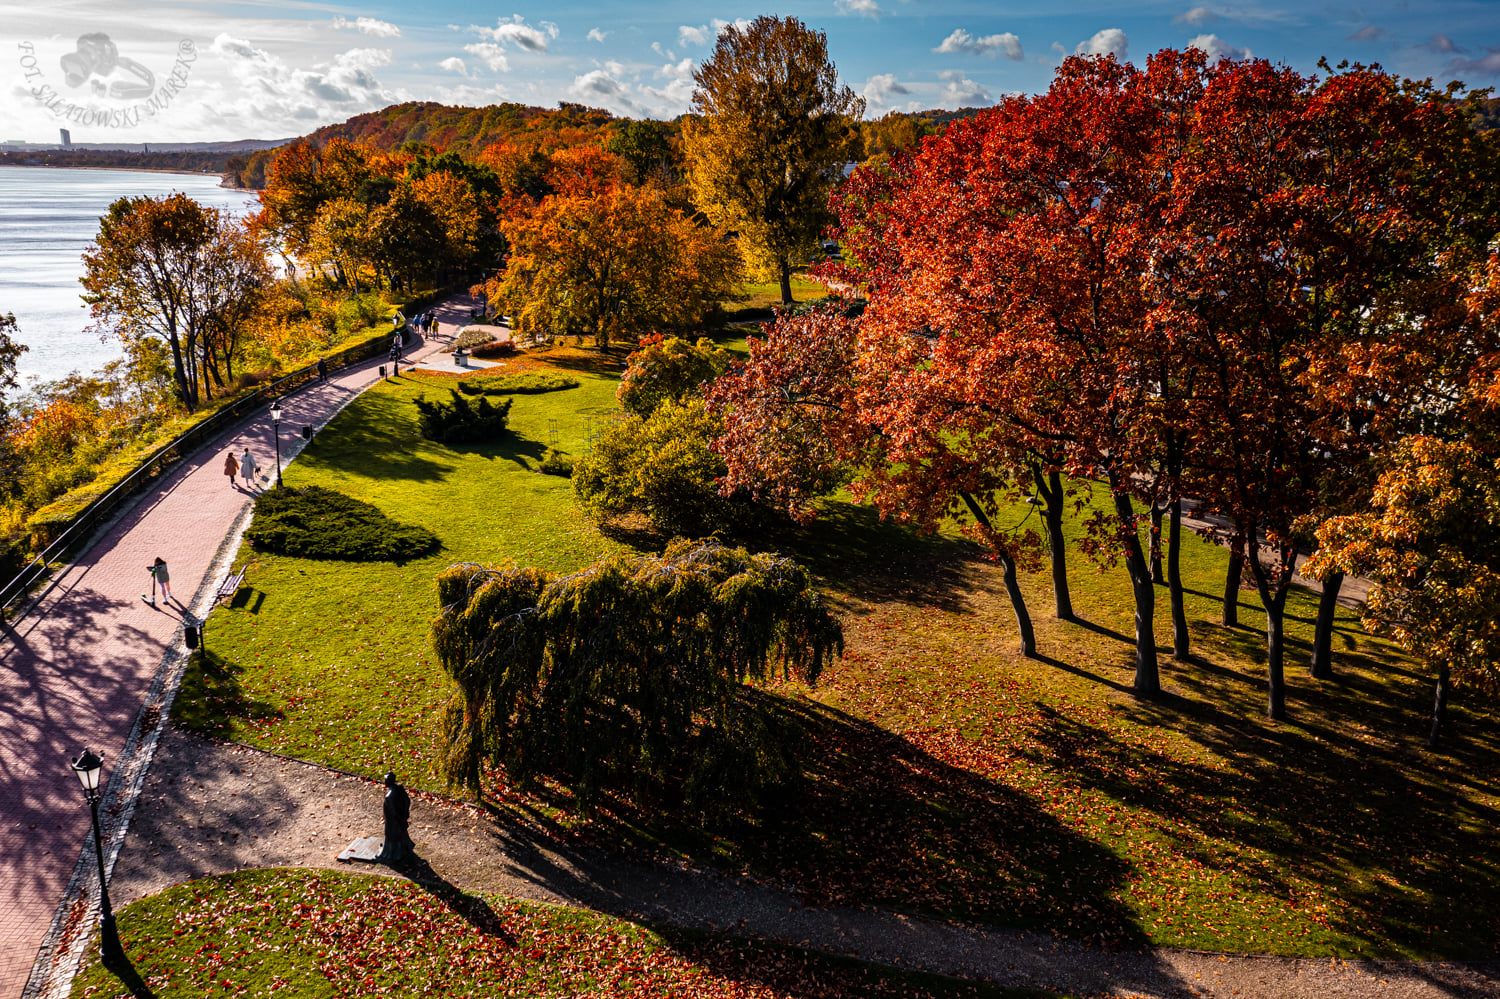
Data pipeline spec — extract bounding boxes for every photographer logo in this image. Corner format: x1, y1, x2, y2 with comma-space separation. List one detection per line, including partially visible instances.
17, 34, 197, 130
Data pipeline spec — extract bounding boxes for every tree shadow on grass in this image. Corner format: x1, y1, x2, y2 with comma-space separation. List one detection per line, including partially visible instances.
169, 649, 283, 738
498, 693, 1149, 950
767, 502, 993, 616
295, 394, 453, 483
524, 349, 625, 379
1096, 662, 1500, 958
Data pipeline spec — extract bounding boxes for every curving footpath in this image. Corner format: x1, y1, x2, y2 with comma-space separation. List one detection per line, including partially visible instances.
0, 297, 468, 998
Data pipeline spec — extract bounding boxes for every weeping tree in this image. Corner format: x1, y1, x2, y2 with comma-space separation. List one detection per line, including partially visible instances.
432, 540, 843, 814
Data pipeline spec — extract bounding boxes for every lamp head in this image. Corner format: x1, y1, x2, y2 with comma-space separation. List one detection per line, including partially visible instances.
70, 748, 104, 794
269, 399, 283, 422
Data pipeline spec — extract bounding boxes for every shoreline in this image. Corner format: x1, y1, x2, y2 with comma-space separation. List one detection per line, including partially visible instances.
0, 161, 255, 191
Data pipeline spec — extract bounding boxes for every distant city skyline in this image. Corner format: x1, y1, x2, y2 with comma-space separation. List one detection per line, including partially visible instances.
0, 0, 1496, 143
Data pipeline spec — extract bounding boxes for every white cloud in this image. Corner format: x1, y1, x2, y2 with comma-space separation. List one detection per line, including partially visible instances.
1177, 6, 1216, 26
207, 34, 398, 124
1076, 28, 1128, 61
473, 15, 555, 53
438, 56, 468, 76
1173, 4, 1300, 27
463, 43, 509, 72
641, 57, 696, 109
1423, 34, 1461, 54
862, 72, 911, 110
331, 16, 401, 38
936, 28, 1023, 60
588, 27, 608, 43
938, 70, 992, 108
679, 24, 710, 47
1188, 33, 1252, 62
712, 18, 754, 38
835, 0, 881, 17
569, 69, 646, 115
1347, 24, 1383, 42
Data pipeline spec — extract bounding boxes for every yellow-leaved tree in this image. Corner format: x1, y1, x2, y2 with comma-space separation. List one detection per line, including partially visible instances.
682, 15, 863, 306
490, 185, 737, 351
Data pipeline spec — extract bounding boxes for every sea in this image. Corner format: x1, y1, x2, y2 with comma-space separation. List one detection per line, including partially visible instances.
0, 165, 258, 390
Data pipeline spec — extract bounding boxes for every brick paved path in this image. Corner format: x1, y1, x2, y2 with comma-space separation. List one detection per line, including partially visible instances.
0, 298, 466, 997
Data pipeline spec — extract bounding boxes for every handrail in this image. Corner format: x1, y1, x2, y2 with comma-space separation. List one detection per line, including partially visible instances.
0, 331, 396, 616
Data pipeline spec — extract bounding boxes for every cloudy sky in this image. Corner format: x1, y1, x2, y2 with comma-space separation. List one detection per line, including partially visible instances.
0, 0, 1496, 143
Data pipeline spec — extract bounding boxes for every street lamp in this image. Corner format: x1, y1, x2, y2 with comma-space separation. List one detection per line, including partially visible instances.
269, 397, 284, 488
69, 749, 125, 967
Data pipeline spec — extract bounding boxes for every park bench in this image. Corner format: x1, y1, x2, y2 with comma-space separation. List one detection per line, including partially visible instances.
214, 565, 247, 605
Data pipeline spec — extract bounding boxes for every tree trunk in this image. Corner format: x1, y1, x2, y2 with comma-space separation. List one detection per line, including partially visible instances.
1038, 467, 1074, 621
1150, 501, 1166, 584
1309, 570, 1343, 680
1223, 544, 1243, 628
962, 491, 1037, 658
997, 548, 1038, 658
777, 259, 794, 307
1111, 485, 1159, 695
1167, 498, 1189, 660
1429, 661, 1450, 748
1246, 537, 1293, 722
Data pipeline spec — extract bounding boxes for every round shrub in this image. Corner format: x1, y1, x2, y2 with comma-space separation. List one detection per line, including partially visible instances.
246, 486, 440, 562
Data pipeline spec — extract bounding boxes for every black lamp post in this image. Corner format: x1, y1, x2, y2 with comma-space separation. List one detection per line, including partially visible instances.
269, 398, 284, 488
70, 749, 125, 967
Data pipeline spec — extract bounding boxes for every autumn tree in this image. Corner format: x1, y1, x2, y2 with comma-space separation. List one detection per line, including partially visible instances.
0, 312, 25, 413
608, 119, 679, 187
307, 198, 374, 292
491, 186, 737, 351
683, 15, 864, 305
1307, 438, 1500, 745
82, 195, 271, 411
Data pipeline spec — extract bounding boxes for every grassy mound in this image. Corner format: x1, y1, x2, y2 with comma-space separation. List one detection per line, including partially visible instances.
246, 486, 440, 562
457, 371, 579, 395
71, 869, 1025, 998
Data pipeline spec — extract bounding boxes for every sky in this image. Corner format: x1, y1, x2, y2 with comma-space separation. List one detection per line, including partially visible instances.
0, 0, 1497, 143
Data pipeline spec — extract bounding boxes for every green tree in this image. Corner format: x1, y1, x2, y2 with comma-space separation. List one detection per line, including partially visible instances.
617, 335, 733, 417
682, 15, 864, 306
573, 397, 748, 536
607, 118, 678, 186
432, 539, 843, 813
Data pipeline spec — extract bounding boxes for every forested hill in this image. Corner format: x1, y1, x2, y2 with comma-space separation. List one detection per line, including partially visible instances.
226, 101, 623, 188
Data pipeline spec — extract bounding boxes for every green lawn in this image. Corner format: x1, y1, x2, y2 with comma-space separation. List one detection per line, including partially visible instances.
190, 345, 1500, 961
72, 869, 1044, 998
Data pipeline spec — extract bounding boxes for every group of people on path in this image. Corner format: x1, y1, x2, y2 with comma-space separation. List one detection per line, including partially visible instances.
222, 448, 261, 492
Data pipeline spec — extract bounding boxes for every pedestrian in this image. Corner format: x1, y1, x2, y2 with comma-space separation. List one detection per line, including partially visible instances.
317, 357, 328, 383
240, 448, 259, 489
152, 557, 173, 604
223, 451, 239, 488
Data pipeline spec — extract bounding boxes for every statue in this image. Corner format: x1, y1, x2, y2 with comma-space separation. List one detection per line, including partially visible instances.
377, 772, 413, 864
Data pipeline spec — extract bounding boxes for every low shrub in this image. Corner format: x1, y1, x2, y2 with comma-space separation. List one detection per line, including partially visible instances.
456, 373, 579, 396
469, 340, 517, 359
414, 390, 512, 444
538, 448, 574, 478
450, 328, 500, 351
246, 486, 440, 562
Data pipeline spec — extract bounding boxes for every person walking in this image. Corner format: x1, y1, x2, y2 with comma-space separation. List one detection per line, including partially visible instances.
151, 557, 173, 604
223, 451, 239, 489
240, 448, 259, 490
317, 357, 328, 383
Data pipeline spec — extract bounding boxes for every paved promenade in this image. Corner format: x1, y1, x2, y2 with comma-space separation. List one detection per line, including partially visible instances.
0, 301, 462, 997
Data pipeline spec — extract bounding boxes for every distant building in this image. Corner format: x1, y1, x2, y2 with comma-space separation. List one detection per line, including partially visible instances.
59, 128, 72, 147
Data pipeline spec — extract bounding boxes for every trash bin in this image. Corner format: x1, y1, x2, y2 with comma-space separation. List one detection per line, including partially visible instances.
379, 364, 387, 379
184, 623, 200, 650
301, 425, 312, 440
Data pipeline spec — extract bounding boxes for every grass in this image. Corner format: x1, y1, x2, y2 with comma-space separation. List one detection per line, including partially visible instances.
192, 345, 1500, 961
71, 868, 1048, 998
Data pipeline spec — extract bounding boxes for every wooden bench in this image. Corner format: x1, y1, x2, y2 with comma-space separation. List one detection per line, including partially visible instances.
214, 565, 247, 605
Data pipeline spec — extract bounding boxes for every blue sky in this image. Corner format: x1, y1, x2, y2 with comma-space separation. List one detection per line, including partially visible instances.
1, 0, 1497, 142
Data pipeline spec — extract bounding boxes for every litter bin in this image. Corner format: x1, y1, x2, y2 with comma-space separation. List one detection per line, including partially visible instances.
184, 623, 200, 650
301, 425, 313, 440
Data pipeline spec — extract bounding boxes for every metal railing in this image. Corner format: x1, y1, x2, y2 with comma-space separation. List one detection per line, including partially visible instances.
0, 331, 395, 617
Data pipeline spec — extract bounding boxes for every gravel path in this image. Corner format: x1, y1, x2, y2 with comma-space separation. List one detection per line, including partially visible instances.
112, 729, 1500, 999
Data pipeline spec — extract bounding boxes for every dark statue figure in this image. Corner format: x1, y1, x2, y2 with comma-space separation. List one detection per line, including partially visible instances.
377, 772, 413, 864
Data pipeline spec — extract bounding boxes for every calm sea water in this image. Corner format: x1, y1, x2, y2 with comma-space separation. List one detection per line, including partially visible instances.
0, 165, 258, 389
